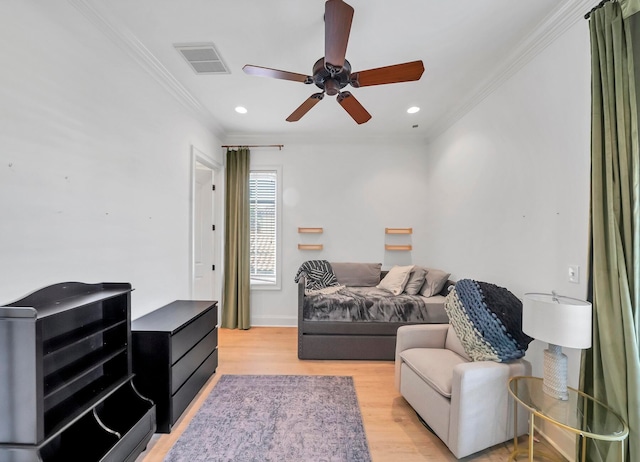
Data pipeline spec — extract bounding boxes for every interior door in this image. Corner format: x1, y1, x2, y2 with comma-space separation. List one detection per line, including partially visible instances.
193, 161, 214, 299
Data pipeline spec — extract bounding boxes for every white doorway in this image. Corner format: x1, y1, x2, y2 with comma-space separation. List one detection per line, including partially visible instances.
191, 148, 221, 301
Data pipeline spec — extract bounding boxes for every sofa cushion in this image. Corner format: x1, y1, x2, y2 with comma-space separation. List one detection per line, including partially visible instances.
403, 267, 427, 295
377, 265, 414, 295
400, 348, 469, 398
331, 262, 382, 287
420, 268, 451, 297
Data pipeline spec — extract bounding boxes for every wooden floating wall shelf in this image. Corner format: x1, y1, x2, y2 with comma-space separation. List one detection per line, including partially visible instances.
298, 227, 323, 233
385, 244, 413, 251
385, 228, 413, 234
298, 244, 323, 250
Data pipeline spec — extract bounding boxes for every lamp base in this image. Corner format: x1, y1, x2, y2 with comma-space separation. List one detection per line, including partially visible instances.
543, 344, 569, 400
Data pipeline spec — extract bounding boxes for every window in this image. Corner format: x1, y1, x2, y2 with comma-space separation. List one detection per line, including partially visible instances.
249, 170, 278, 286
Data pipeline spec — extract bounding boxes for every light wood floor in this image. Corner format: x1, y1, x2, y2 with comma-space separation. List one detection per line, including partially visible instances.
137, 327, 565, 462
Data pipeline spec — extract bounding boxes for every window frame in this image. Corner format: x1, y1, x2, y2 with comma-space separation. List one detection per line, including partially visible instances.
249, 165, 282, 290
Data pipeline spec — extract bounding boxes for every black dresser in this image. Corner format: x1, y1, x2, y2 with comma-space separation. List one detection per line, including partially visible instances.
131, 300, 218, 433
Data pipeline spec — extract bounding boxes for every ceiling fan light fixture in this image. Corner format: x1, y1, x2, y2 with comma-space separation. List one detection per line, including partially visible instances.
242, 0, 424, 124
407, 106, 420, 114
235, 106, 248, 114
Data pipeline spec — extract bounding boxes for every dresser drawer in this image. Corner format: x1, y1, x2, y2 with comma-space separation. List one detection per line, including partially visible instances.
171, 328, 217, 394
172, 349, 218, 426
171, 307, 217, 364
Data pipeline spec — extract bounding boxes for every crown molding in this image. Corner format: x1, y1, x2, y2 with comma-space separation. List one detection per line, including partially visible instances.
68, 0, 225, 139
222, 132, 429, 147
425, 0, 594, 142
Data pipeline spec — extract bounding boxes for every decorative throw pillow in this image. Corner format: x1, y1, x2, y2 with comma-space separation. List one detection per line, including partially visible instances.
331, 262, 382, 287
403, 267, 427, 295
419, 268, 451, 297
377, 265, 415, 295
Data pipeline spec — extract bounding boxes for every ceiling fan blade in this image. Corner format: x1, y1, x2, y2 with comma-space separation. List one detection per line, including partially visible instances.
351, 60, 425, 87
243, 65, 312, 83
337, 91, 371, 124
286, 93, 325, 122
324, 0, 354, 73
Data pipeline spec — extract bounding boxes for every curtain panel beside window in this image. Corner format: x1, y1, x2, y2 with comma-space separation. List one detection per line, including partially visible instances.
582, 2, 639, 461
222, 148, 251, 330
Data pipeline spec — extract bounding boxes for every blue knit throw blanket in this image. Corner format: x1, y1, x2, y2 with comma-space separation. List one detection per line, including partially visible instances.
444, 279, 533, 362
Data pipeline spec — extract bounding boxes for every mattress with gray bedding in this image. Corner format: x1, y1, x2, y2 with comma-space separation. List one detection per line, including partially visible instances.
302, 286, 448, 323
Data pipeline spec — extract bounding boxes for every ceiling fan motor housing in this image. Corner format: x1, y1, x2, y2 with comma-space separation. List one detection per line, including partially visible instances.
313, 58, 351, 95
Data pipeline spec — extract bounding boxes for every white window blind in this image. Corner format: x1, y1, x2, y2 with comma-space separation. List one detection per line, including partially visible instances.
249, 170, 277, 284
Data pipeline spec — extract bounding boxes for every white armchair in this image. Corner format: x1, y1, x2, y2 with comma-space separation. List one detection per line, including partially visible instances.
395, 324, 531, 459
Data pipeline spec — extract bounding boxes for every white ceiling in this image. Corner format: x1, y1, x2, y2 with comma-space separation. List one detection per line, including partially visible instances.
79, 0, 589, 141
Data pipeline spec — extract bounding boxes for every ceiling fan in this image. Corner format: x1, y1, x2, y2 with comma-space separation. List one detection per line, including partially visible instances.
242, 0, 425, 124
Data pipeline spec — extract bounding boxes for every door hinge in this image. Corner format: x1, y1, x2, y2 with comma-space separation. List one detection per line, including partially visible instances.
212, 184, 216, 191
212, 224, 216, 231
212, 265, 215, 271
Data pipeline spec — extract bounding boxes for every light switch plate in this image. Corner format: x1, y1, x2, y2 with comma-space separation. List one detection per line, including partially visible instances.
568, 265, 580, 283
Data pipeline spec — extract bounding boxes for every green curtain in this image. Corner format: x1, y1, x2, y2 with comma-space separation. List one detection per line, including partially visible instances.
222, 148, 251, 329
582, 1, 640, 461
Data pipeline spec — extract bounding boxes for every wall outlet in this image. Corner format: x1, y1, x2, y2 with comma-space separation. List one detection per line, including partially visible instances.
568, 265, 580, 283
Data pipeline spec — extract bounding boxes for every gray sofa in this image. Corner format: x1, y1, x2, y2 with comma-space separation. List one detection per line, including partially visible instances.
297, 262, 453, 360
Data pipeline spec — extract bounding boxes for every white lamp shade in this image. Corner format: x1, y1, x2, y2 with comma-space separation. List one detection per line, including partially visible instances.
522, 293, 592, 349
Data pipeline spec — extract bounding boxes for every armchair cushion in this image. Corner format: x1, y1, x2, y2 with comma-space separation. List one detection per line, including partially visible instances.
400, 348, 468, 398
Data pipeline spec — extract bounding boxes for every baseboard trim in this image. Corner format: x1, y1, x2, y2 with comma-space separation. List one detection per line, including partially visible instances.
250, 315, 297, 327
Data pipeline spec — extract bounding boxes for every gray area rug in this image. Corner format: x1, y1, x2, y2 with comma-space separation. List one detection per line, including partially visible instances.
164, 374, 371, 462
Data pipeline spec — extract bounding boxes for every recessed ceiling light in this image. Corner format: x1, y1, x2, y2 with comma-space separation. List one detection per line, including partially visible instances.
235, 106, 248, 114
407, 106, 420, 114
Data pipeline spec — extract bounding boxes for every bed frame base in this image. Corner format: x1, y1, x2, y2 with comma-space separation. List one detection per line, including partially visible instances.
299, 334, 398, 360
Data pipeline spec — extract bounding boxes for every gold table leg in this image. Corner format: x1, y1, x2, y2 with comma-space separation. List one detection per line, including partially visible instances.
529, 414, 534, 462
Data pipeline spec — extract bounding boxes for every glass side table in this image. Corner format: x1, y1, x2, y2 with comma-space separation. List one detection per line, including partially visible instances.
507, 376, 628, 462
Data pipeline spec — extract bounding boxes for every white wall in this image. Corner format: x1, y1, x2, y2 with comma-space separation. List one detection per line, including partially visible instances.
235, 138, 432, 326
0, 1, 222, 318
422, 20, 591, 460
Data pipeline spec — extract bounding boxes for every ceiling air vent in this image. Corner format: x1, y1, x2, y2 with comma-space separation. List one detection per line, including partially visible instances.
174, 43, 230, 75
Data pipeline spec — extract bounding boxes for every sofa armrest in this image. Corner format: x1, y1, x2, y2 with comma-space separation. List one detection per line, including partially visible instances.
394, 324, 450, 391
448, 359, 531, 458
297, 277, 305, 328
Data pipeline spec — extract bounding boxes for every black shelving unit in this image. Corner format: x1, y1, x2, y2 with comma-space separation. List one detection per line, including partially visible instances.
0, 282, 156, 462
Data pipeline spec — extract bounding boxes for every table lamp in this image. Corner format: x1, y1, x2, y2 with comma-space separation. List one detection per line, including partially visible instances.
522, 292, 592, 400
